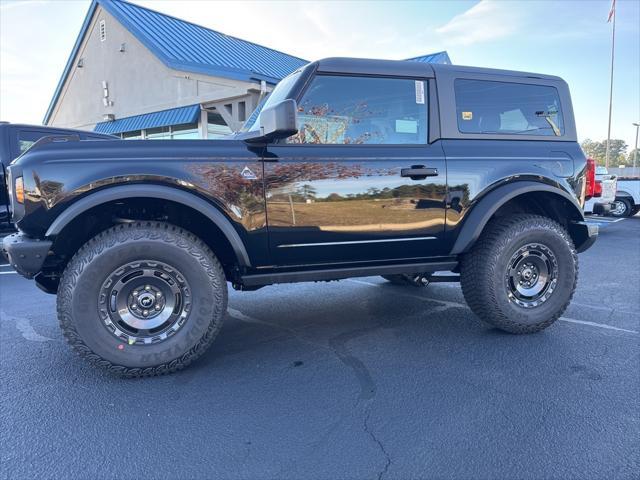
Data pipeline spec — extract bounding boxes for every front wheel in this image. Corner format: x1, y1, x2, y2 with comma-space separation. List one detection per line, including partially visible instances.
57, 222, 227, 377
460, 214, 577, 334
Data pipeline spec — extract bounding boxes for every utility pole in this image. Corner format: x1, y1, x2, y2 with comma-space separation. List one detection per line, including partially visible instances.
605, 0, 616, 168
633, 122, 639, 174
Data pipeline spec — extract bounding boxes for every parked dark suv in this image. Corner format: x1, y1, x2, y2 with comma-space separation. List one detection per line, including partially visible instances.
2, 58, 597, 376
0, 122, 114, 231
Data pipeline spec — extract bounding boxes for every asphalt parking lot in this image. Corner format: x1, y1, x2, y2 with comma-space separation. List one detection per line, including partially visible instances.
1, 216, 639, 480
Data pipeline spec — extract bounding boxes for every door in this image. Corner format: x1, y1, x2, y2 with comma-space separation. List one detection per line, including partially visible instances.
264, 74, 447, 266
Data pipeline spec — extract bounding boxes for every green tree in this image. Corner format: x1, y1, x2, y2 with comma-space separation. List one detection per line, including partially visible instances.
297, 184, 317, 200
627, 148, 640, 166
580, 139, 627, 165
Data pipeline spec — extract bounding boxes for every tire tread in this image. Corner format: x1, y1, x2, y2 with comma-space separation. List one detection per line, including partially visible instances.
57, 221, 227, 378
460, 214, 578, 334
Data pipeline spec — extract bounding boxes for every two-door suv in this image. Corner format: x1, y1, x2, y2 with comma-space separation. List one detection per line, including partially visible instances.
3, 58, 597, 376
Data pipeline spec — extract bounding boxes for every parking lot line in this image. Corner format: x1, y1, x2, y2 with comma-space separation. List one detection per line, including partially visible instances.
558, 317, 638, 334
347, 279, 638, 335
0, 270, 17, 275
584, 215, 625, 223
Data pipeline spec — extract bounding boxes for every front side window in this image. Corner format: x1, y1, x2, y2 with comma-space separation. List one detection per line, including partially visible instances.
454, 79, 564, 136
288, 75, 427, 145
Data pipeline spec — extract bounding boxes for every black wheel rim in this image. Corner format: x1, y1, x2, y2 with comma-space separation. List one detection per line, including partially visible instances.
505, 243, 558, 308
98, 260, 191, 345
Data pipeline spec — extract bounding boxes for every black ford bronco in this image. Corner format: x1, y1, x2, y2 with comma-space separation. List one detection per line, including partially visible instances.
3, 58, 597, 376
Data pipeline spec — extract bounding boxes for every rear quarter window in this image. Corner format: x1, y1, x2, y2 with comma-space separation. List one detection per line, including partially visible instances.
454, 79, 564, 137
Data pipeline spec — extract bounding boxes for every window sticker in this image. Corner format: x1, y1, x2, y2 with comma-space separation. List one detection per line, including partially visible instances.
462, 111, 473, 121
395, 119, 418, 134
415, 81, 425, 104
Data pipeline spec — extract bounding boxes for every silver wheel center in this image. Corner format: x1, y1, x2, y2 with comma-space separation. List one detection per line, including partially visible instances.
506, 243, 558, 308
98, 261, 191, 345
129, 284, 165, 320
137, 292, 155, 308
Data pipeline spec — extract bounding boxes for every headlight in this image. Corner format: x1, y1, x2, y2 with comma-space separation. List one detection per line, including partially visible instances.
15, 177, 24, 204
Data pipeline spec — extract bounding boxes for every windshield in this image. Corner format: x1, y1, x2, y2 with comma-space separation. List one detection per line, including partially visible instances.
595, 166, 609, 175
241, 69, 303, 132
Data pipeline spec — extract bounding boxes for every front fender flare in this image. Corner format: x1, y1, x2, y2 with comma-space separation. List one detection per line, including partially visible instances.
45, 184, 251, 267
450, 181, 586, 255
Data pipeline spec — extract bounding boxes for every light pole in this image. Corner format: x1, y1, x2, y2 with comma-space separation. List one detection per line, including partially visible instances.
633, 122, 639, 173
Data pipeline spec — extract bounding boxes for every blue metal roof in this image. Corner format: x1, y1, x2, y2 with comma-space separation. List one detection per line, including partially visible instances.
405, 51, 452, 65
43, 0, 451, 125
100, 0, 308, 84
94, 104, 200, 134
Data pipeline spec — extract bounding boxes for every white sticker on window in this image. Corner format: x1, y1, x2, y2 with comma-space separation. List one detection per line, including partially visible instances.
396, 119, 418, 134
415, 81, 425, 104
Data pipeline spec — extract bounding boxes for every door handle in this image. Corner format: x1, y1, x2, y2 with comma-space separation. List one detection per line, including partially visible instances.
400, 165, 438, 180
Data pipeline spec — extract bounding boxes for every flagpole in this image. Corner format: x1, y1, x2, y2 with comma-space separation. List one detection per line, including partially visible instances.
605, 4, 616, 168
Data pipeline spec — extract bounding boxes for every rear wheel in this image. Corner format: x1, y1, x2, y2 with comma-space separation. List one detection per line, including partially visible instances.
57, 222, 227, 377
460, 214, 577, 334
610, 198, 633, 217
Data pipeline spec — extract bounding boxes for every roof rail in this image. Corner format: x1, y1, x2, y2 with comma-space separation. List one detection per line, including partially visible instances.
28, 134, 82, 152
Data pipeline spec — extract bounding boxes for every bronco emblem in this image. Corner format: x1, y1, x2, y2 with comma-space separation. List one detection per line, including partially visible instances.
241, 166, 257, 180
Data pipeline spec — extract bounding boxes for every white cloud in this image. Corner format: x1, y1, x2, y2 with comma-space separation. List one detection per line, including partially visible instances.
436, 0, 524, 46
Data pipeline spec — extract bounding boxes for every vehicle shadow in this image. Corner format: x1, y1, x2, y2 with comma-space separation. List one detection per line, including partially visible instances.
178, 280, 515, 380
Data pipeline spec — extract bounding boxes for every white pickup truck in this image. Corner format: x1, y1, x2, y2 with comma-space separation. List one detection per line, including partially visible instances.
584, 166, 617, 215
611, 177, 640, 217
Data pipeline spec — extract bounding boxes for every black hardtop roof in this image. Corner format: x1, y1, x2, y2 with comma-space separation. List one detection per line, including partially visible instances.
314, 57, 563, 82
0, 122, 115, 137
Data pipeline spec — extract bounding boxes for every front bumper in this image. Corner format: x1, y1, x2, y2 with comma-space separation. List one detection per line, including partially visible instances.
2, 232, 52, 278
569, 221, 598, 253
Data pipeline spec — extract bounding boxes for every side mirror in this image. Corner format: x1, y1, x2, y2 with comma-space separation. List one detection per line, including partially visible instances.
245, 99, 298, 144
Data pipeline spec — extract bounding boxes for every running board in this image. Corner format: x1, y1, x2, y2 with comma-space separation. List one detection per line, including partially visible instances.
239, 261, 458, 287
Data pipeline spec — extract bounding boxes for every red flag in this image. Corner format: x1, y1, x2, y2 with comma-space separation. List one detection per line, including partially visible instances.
607, 0, 616, 22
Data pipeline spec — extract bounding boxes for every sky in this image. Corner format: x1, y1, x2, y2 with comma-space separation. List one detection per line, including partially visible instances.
1, 0, 639, 149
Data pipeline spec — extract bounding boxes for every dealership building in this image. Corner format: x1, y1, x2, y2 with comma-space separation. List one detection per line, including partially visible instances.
44, 0, 451, 139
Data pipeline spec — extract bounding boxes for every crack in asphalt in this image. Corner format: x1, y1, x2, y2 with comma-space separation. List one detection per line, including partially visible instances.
364, 404, 392, 480
326, 323, 395, 479
229, 306, 393, 478
327, 326, 378, 401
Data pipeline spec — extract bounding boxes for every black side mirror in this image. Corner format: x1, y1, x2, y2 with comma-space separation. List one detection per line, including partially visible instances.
244, 99, 298, 144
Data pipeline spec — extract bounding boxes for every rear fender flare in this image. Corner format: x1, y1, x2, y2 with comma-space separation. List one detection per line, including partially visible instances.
450, 181, 585, 255
45, 184, 251, 267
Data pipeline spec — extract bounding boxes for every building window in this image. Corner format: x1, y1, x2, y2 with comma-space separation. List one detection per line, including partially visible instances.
146, 126, 171, 140
121, 123, 200, 140
238, 101, 246, 122
122, 130, 142, 140
207, 112, 232, 139
171, 122, 199, 139
99, 20, 106, 42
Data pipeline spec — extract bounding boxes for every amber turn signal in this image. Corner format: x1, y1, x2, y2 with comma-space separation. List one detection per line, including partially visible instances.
15, 177, 24, 204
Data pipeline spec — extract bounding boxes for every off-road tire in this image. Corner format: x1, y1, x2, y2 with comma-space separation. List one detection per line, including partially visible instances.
57, 222, 227, 377
460, 214, 577, 334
